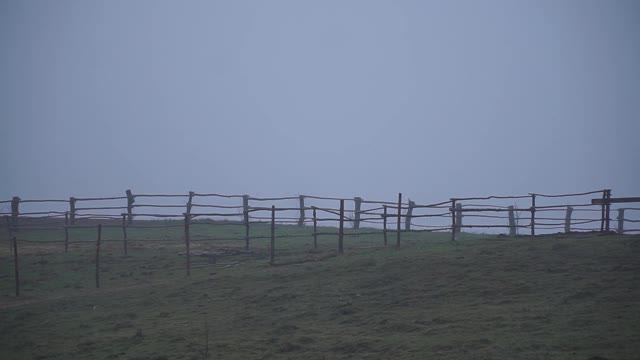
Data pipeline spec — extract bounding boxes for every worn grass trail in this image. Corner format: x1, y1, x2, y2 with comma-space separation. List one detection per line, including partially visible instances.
1, 232, 639, 359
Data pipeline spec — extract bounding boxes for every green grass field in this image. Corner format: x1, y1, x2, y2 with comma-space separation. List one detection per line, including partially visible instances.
1, 222, 639, 359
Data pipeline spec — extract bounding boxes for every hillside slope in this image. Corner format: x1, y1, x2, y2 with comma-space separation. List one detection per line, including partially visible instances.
1, 234, 639, 359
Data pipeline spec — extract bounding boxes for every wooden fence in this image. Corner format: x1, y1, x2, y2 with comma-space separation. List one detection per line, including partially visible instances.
2, 188, 639, 296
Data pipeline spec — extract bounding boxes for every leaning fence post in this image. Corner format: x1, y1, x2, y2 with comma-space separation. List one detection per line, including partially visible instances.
353, 197, 362, 229
312, 207, 318, 249
69, 197, 76, 225
455, 203, 463, 235
298, 195, 305, 227
186, 191, 194, 216
405, 200, 415, 231
383, 205, 388, 246
617, 208, 625, 234
396, 193, 402, 248
564, 206, 573, 233
508, 206, 516, 236
184, 214, 191, 276
338, 199, 344, 254
126, 190, 135, 225
95, 224, 102, 289
270, 206, 275, 265
530, 194, 536, 236
121, 214, 128, 255
13, 236, 19, 296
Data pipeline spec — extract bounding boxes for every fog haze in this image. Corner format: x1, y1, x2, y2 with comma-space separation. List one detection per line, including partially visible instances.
2, 0, 639, 203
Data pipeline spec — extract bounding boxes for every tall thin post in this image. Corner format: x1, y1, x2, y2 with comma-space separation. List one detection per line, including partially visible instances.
450, 199, 456, 241
13, 236, 19, 296
184, 214, 191, 276
312, 207, 318, 249
508, 206, 516, 236
64, 212, 69, 253
530, 194, 536, 236
69, 197, 77, 225
338, 199, 344, 254
298, 195, 305, 227
405, 200, 415, 231
396, 193, 402, 248
243, 195, 250, 223
270, 206, 275, 264
564, 206, 574, 233
455, 203, 463, 235
11, 197, 20, 229
605, 189, 611, 232
383, 205, 388, 246
122, 214, 128, 255
126, 190, 135, 225
353, 197, 362, 229
244, 209, 250, 251
95, 224, 102, 289
600, 190, 606, 232
617, 208, 625, 234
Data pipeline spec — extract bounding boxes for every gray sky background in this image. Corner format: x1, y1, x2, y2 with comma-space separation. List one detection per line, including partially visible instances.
2, 0, 639, 205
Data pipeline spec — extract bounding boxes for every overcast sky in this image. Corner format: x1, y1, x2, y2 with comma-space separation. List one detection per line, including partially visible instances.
1, 0, 639, 205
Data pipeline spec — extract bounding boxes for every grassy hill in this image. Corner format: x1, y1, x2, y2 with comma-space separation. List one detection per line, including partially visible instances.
1, 223, 639, 359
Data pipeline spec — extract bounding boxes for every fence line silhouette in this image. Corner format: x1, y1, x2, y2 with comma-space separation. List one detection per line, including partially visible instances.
3, 188, 639, 238
2, 188, 639, 296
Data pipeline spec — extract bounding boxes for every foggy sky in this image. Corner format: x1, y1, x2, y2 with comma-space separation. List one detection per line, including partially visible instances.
2, 0, 639, 205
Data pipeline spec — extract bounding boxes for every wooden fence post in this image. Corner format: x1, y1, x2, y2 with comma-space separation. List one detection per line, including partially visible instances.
383, 205, 388, 247
353, 197, 362, 229
121, 214, 128, 255
69, 197, 76, 225
508, 206, 516, 236
405, 200, 415, 231
11, 197, 20, 229
396, 193, 402, 248
95, 224, 102, 289
186, 191, 194, 216
13, 236, 19, 296
270, 206, 275, 265
64, 212, 69, 253
338, 199, 344, 254
617, 208, 625, 234
243, 195, 250, 223
298, 195, 305, 227
450, 199, 456, 241
600, 190, 606, 232
312, 207, 318, 249
244, 209, 250, 251
455, 203, 463, 236
184, 214, 191, 276
126, 190, 135, 225
564, 206, 574, 233
530, 194, 536, 236
605, 189, 612, 232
